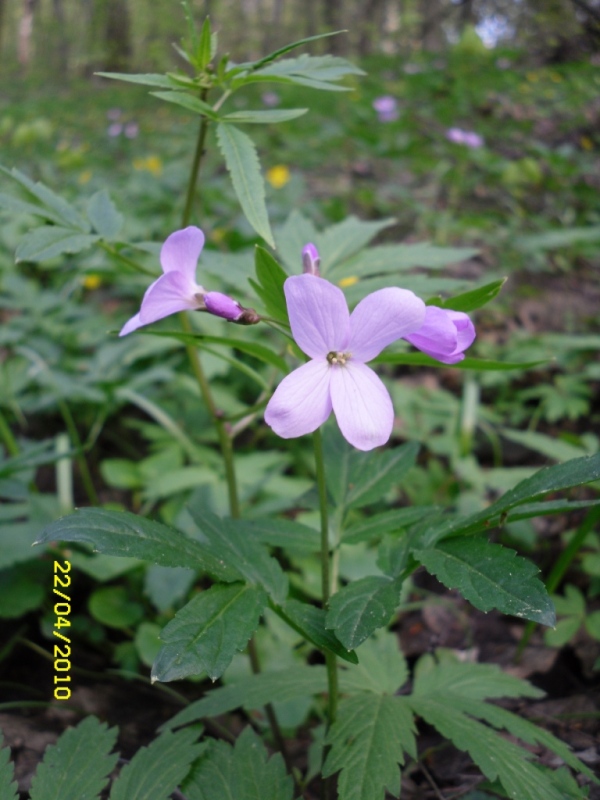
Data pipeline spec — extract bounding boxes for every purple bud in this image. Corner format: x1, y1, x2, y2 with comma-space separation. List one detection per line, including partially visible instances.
302, 243, 321, 276
204, 291, 243, 321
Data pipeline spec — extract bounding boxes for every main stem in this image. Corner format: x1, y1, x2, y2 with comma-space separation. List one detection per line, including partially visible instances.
313, 429, 338, 726
179, 88, 287, 760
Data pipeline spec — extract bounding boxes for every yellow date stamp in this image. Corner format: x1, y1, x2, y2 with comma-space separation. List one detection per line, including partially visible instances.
53, 560, 72, 700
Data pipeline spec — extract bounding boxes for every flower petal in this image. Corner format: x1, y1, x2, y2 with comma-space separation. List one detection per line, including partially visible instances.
139, 272, 202, 325
204, 291, 243, 321
284, 275, 350, 358
265, 359, 332, 439
330, 362, 394, 451
404, 305, 458, 356
448, 310, 476, 352
119, 312, 143, 337
349, 287, 425, 362
160, 226, 205, 280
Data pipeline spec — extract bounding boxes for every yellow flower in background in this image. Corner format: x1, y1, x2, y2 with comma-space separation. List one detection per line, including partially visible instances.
338, 276, 359, 288
78, 170, 92, 185
133, 155, 163, 176
83, 274, 102, 290
211, 228, 226, 243
580, 136, 594, 151
266, 165, 290, 189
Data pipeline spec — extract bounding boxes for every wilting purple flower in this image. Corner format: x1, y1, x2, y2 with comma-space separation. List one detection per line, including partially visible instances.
120, 227, 206, 336
124, 122, 139, 139
302, 243, 321, 276
373, 95, 399, 123
119, 227, 258, 336
265, 274, 425, 450
445, 127, 484, 148
262, 92, 280, 107
107, 123, 123, 137
404, 306, 475, 364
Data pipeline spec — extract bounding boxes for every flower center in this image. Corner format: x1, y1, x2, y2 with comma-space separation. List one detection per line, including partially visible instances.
327, 350, 351, 366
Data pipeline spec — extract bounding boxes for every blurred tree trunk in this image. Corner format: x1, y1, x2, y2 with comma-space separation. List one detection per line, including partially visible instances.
305, 0, 318, 38
52, 0, 69, 76
0, 0, 5, 60
104, 0, 132, 70
419, 0, 445, 50
18, 0, 38, 68
357, 0, 386, 56
323, 0, 344, 52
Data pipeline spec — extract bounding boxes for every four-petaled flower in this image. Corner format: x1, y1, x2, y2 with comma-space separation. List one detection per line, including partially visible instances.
264, 274, 425, 451
405, 306, 475, 364
120, 226, 256, 336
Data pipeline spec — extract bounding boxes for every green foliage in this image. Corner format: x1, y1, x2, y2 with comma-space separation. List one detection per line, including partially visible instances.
28, 716, 119, 800
545, 584, 600, 647
152, 582, 267, 681
182, 727, 293, 800
0, 734, 18, 800
326, 575, 402, 650
414, 538, 555, 625
109, 727, 205, 800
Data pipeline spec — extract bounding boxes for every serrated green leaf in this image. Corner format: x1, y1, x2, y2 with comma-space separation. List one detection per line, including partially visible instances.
196, 17, 212, 69
408, 695, 565, 800
343, 507, 440, 544
109, 727, 205, 800
236, 31, 348, 75
183, 728, 293, 800
236, 516, 320, 554
15, 227, 99, 262
326, 576, 401, 650
441, 278, 506, 312
0, 166, 90, 231
0, 733, 18, 800
150, 90, 218, 119
339, 630, 409, 695
152, 583, 266, 682
221, 108, 308, 124
0, 191, 65, 225
95, 71, 177, 88
345, 443, 420, 509
216, 123, 274, 247
415, 538, 555, 626
252, 246, 288, 322
188, 510, 288, 603
162, 664, 327, 730
253, 53, 365, 87
323, 694, 416, 800
29, 716, 118, 800
87, 190, 123, 239
35, 508, 240, 582
412, 652, 543, 701
277, 598, 358, 663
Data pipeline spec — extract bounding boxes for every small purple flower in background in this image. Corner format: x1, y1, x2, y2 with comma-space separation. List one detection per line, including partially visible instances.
261, 92, 280, 107
106, 108, 122, 121
302, 243, 321, 276
373, 95, 399, 123
119, 227, 257, 336
445, 127, 484, 148
107, 123, 123, 137
124, 122, 139, 139
404, 306, 475, 364
265, 274, 425, 451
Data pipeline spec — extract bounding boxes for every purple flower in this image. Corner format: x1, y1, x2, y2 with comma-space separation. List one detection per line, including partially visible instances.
204, 291, 243, 321
119, 227, 206, 336
107, 123, 123, 137
124, 122, 139, 139
302, 243, 321, 276
265, 274, 425, 451
404, 306, 475, 364
445, 127, 484, 148
373, 95, 399, 123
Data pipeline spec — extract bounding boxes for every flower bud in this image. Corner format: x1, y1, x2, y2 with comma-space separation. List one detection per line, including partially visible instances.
204, 291, 243, 321
302, 243, 321, 276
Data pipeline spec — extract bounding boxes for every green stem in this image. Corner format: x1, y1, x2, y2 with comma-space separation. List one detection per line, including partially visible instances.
314, 432, 338, 715
57, 399, 99, 506
97, 242, 156, 276
516, 505, 600, 659
182, 89, 210, 227
0, 408, 19, 457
